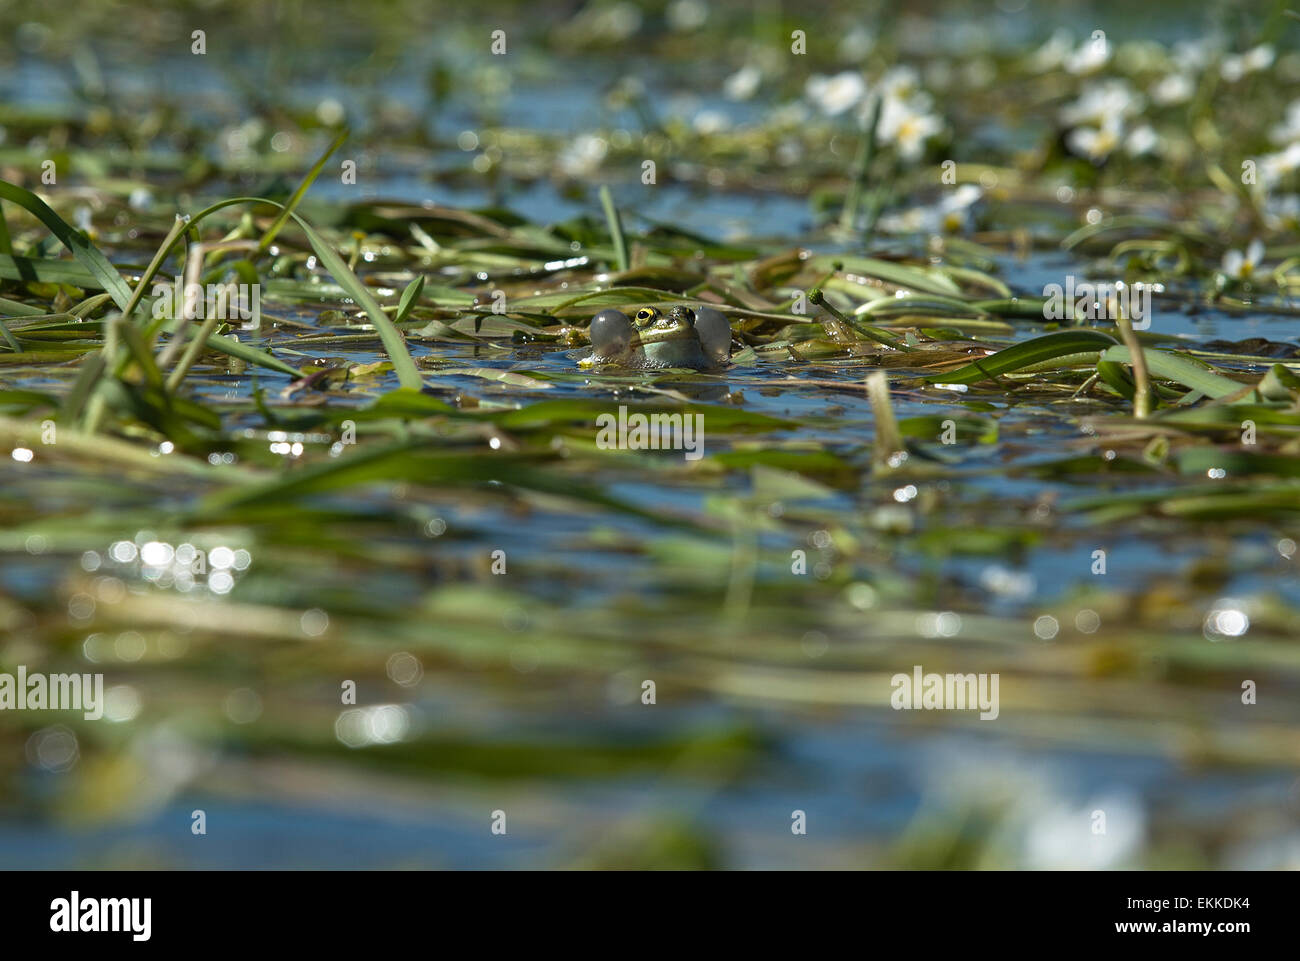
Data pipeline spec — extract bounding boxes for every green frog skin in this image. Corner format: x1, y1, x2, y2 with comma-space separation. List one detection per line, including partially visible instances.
580, 305, 732, 370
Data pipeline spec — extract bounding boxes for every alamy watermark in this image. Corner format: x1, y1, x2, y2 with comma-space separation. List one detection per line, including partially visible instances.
890, 664, 1000, 720
0, 667, 103, 720
1043, 276, 1151, 329
595, 406, 705, 461
151, 275, 261, 325
50, 892, 150, 941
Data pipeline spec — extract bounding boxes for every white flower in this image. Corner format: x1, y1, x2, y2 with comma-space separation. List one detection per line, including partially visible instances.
1024, 793, 1144, 870
1259, 142, 1300, 189
1243, 43, 1275, 72
1067, 115, 1124, 161
805, 71, 866, 116
692, 109, 730, 135
558, 134, 607, 177
1221, 44, 1274, 82
1222, 239, 1265, 280
1125, 124, 1159, 157
315, 98, 346, 126
876, 93, 943, 161
1270, 100, 1300, 145
1059, 80, 1143, 126
878, 65, 923, 102
1066, 35, 1110, 75
724, 65, 761, 101
1150, 73, 1194, 106
880, 184, 982, 235
1030, 29, 1074, 72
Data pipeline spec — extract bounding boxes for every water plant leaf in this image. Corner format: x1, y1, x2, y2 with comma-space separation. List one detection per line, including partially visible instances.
0, 179, 135, 305
1099, 345, 1246, 399
922, 330, 1117, 384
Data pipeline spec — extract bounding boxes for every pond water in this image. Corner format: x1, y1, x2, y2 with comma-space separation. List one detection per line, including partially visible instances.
2, 4, 1299, 870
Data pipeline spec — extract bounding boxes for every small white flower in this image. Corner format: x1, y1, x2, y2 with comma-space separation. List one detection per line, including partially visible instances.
1270, 100, 1300, 144
1067, 115, 1124, 161
724, 65, 761, 101
315, 98, 346, 126
1221, 44, 1274, 82
1030, 29, 1074, 72
1259, 142, 1300, 189
1125, 124, 1159, 157
1066, 36, 1111, 75
934, 184, 983, 233
1222, 239, 1265, 280
1244, 43, 1276, 70
876, 93, 943, 161
692, 109, 729, 135
1025, 793, 1144, 870
880, 184, 982, 235
878, 65, 923, 102
805, 71, 866, 116
1150, 72, 1194, 106
558, 134, 607, 177
1059, 80, 1143, 126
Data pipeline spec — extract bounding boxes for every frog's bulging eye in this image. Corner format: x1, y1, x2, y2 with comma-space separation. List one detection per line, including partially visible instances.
634, 307, 659, 326
668, 305, 696, 326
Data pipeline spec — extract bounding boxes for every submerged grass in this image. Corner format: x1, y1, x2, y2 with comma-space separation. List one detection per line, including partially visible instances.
2, 0, 1300, 869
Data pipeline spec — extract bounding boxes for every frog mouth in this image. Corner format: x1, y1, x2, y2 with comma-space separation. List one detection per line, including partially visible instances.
635, 320, 694, 347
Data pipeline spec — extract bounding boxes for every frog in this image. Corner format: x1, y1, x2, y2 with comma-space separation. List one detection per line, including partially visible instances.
579, 305, 732, 370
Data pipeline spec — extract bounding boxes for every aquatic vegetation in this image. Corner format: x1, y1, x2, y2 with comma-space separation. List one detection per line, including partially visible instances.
0, 0, 1299, 870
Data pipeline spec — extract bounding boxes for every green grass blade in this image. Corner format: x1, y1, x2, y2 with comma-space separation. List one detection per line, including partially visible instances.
291, 214, 423, 390
257, 128, 349, 255
0, 254, 105, 288
809, 254, 964, 297
175, 196, 421, 386
924, 330, 1117, 384
394, 275, 425, 324
0, 178, 134, 308
599, 186, 629, 273
1099, 345, 1247, 400
867, 370, 904, 467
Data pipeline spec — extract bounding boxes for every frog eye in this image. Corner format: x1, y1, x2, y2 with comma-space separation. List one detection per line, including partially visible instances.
590, 309, 634, 355
634, 307, 659, 325
692, 307, 732, 365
